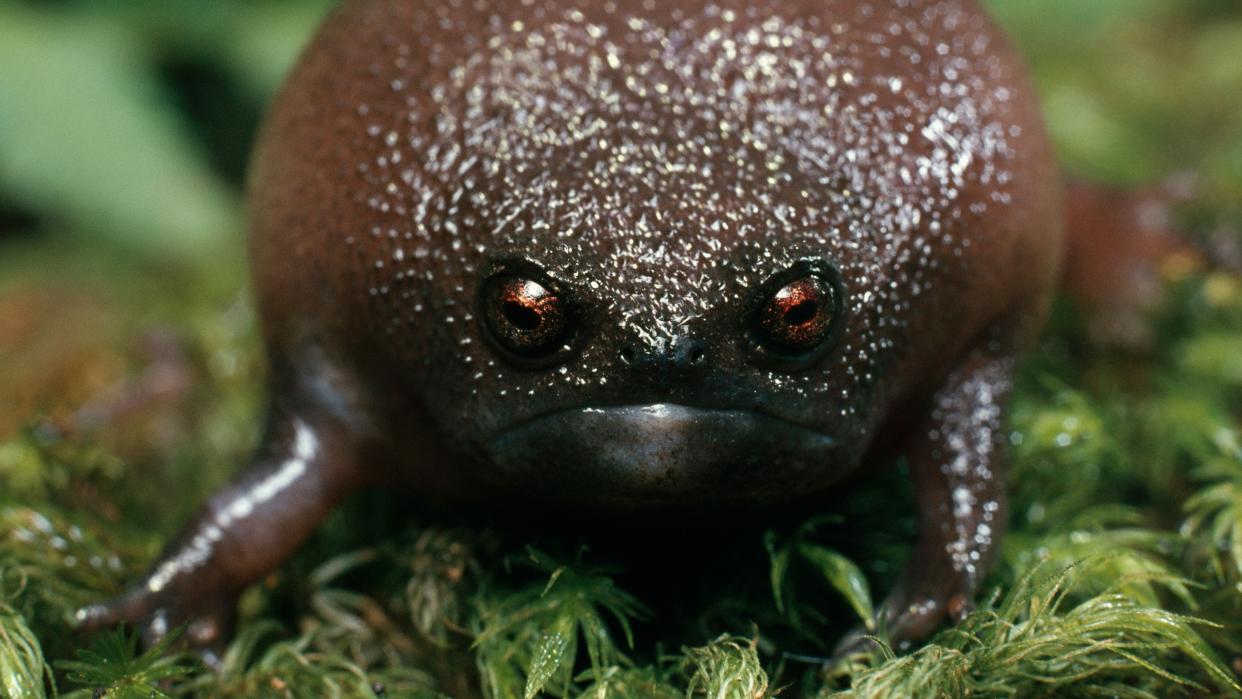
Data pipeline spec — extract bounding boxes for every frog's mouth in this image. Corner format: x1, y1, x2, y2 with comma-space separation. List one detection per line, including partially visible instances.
484, 403, 842, 506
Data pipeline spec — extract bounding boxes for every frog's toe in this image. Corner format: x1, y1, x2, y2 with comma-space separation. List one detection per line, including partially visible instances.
76, 584, 236, 666
830, 581, 976, 665
74, 588, 151, 634
880, 596, 951, 649
830, 625, 884, 663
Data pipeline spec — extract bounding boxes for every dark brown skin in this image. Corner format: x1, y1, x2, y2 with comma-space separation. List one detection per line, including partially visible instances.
79, 0, 1067, 662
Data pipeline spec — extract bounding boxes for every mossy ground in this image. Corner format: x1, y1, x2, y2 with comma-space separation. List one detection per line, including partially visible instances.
2, 1, 1242, 697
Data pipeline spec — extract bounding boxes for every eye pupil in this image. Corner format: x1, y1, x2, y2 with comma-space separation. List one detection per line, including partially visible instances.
751, 272, 838, 357
783, 300, 818, 326
481, 273, 573, 363
503, 301, 542, 331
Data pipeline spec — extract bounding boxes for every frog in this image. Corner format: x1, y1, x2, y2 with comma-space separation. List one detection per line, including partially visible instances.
78, 0, 1072, 660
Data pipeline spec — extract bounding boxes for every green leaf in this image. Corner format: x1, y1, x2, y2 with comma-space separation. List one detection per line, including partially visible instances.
525, 623, 573, 699
763, 530, 792, 616
0, 5, 240, 261
797, 544, 876, 630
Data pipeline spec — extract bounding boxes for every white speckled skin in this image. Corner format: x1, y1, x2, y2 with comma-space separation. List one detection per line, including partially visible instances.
81, 0, 1061, 657
251, 0, 1057, 477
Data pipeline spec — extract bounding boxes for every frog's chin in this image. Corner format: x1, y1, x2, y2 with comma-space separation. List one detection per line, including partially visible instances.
483, 403, 843, 507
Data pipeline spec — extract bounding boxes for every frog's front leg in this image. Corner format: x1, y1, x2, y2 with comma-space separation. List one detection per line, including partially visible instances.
76, 401, 367, 663
877, 340, 1018, 648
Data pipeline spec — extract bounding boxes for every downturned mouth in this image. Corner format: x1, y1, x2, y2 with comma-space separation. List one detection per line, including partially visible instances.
493, 403, 835, 447
484, 403, 838, 505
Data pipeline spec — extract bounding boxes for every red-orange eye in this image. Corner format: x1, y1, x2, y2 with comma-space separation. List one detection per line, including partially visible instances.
482, 275, 570, 358
746, 260, 845, 371
755, 276, 835, 352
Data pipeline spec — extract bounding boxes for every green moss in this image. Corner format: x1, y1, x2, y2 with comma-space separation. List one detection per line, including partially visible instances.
57, 626, 192, 699
0, 602, 50, 699
472, 550, 647, 699
2, 1, 1242, 697
683, 636, 769, 699
826, 561, 1237, 699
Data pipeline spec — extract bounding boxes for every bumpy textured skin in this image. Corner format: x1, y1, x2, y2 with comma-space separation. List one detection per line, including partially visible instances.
79, 0, 1061, 658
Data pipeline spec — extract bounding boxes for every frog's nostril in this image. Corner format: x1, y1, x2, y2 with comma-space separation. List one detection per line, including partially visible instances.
620, 344, 639, 365
673, 338, 707, 369
620, 337, 707, 372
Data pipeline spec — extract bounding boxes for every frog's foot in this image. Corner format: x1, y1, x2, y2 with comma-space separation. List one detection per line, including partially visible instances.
831, 582, 974, 661
76, 582, 237, 669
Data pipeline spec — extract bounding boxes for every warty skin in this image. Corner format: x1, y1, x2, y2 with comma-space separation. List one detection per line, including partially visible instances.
79, 0, 1062, 660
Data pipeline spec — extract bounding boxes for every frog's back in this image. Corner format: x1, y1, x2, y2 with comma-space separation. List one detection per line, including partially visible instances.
248, 0, 1060, 398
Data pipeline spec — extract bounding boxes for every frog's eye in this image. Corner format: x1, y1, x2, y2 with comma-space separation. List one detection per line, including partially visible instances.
746, 260, 844, 370
481, 274, 573, 361
755, 277, 834, 350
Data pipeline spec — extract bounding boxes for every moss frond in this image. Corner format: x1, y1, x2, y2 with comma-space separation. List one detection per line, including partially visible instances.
1181, 429, 1242, 585
189, 622, 444, 699
683, 634, 771, 699
766, 521, 876, 632
571, 665, 682, 699
57, 625, 191, 699
0, 504, 135, 627
471, 549, 648, 699
1009, 384, 1127, 528
1001, 507, 1195, 608
830, 560, 1241, 699
0, 602, 51, 699
395, 528, 483, 646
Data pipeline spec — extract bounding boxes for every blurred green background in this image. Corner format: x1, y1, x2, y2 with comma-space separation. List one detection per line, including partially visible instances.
1, 0, 1240, 436
2, 0, 1241, 260
4, 0, 1239, 517
1, 1, 1242, 697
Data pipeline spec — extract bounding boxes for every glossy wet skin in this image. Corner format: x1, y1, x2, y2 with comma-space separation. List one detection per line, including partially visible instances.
81, 0, 1061, 660
254, 0, 1055, 499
